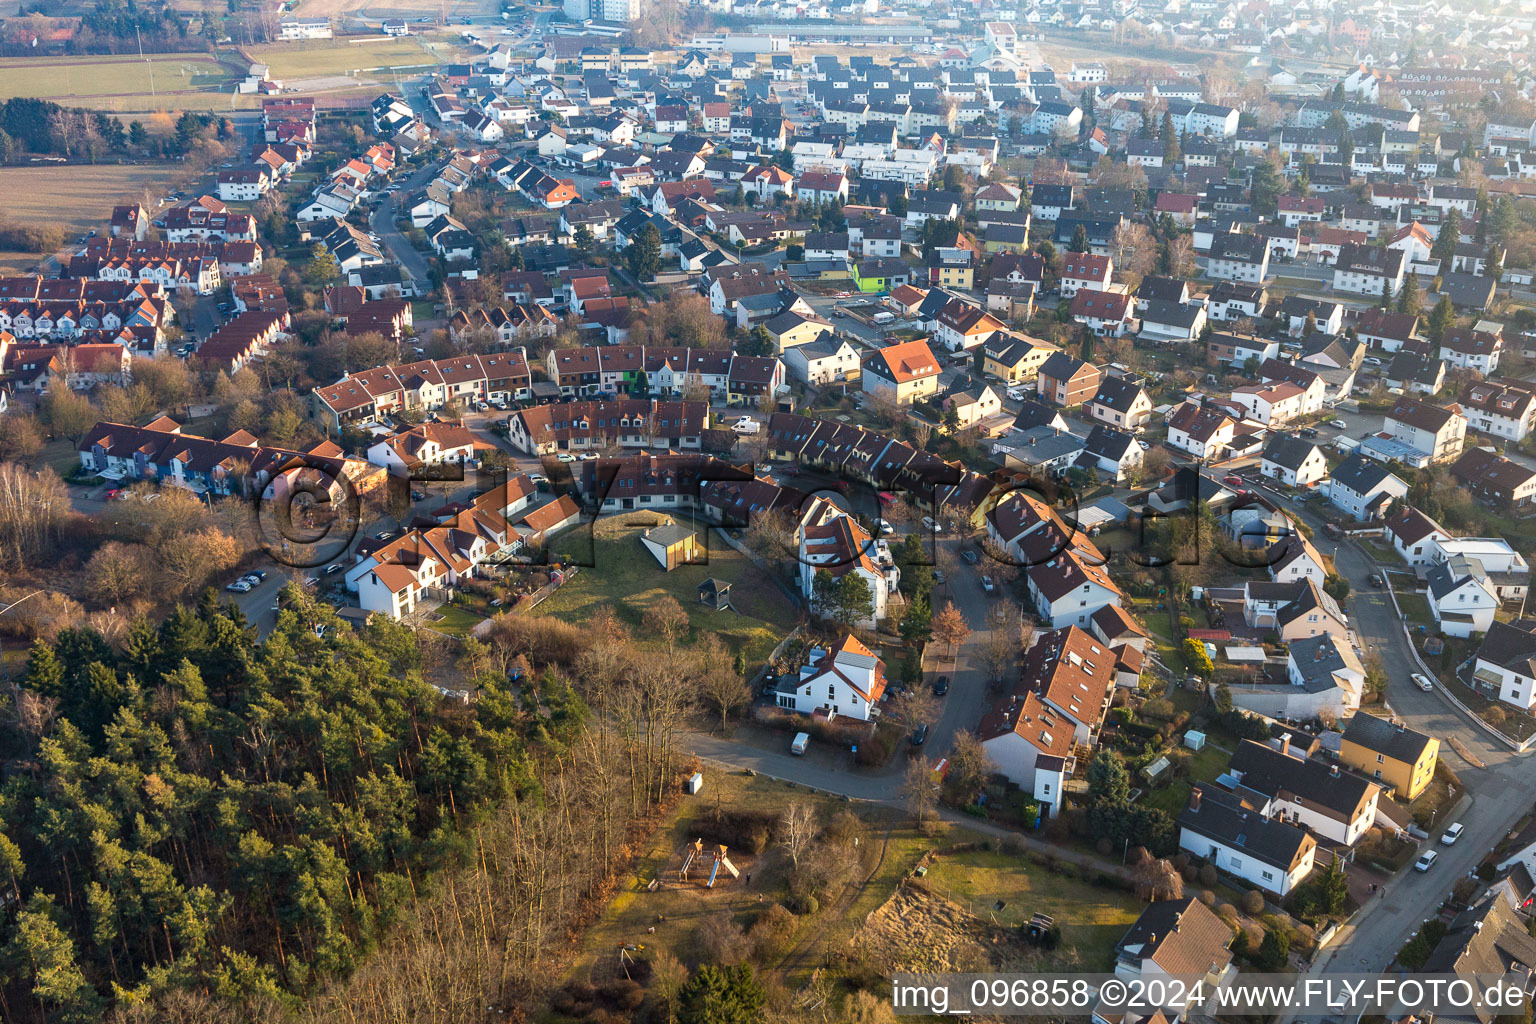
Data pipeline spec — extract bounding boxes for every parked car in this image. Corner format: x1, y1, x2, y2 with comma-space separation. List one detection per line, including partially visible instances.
1329, 419, 1348, 429
1412, 672, 1434, 692
932, 675, 949, 697
1369, 574, 1384, 587
1441, 822, 1465, 845
224, 580, 251, 593
1224, 475, 1243, 486
962, 550, 980, 565
556, 452, 576, 462
909, 723, 928, 746
104, 488, 124, 500
932, 570, 946, 584
981, 575, 995, 593
1414, 850, 1439, 872
873, 518, 894, 536
1300, 426, 1319, 438
324, 563, 345, 575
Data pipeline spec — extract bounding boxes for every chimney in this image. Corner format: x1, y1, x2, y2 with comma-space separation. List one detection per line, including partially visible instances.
1189, 787, 1202, 811
1330, 764, 1340, 777
1279, 732, 1291, 757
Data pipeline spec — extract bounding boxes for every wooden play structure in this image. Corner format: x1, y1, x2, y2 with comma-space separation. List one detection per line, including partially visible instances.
679, 839, 740, 888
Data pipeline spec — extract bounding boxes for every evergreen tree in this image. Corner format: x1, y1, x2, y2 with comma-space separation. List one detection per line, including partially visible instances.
1430, 209, 1461, 266
1070, 223, 1090, 253
573, 223, 595, 253
1426, 295, 1455, 342
1379, 273, 1391, 310
1397, 270, 1422, 316
677, 964, 767, 1024
625, 222, 662, 280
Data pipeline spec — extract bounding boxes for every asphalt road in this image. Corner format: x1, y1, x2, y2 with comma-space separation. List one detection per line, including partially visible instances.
370, 164, 437, 286
1251, 481, 1530, 984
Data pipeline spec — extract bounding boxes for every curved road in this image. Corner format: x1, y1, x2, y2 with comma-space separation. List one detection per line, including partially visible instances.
687, 484, 1536, 983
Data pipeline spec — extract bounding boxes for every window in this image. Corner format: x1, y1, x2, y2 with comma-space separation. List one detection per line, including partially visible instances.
1262, 870, 1274, 881
1377, 754, 1384, 763
1374, 770, 1382, 779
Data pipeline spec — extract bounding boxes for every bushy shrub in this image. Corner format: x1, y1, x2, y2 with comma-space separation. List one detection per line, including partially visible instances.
785, 892, 819, 915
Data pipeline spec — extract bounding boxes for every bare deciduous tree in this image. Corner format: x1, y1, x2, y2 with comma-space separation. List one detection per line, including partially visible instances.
903, 756, 942, 827
778, 801, 819, 871
641, 595, 691, 654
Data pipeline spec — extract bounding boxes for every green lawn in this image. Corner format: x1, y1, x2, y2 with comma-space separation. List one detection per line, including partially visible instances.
1140, 742, 1232, 816
425, 603, 485, 637
543, 512, 797, 670
920, 847, 1143, 970
1394, 591, 1432, 627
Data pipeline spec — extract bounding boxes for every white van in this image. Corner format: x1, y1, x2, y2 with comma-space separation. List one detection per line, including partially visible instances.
790, 732, 810, 756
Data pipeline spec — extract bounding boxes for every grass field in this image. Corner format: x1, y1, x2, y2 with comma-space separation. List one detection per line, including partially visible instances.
249, 36, 455, 80
542, 512, 798, 670
920, 847, 1143, 969
0, 164, 177, 270
0, 52, 230, 101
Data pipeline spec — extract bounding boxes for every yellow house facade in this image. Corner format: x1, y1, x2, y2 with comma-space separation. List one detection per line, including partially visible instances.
1338, 714, 1439, 800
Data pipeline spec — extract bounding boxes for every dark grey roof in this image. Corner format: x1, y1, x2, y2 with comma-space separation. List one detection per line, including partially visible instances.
1340, 713, 1435, 765
1331, 453, 1399, 496
1085, 424, 1135, 462
1262, 434, 1322, 471
1178, 785, 1313, 871
1476, 619, 1536, 678
1422, 894, 1536, 981
1228, 739, 1377, 822
1287, 634, 1360, 693
1088, 375, 1145, 414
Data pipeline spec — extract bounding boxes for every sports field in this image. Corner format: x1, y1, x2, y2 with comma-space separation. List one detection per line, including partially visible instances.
248, 35, 461, 80
0, 52, 231, 101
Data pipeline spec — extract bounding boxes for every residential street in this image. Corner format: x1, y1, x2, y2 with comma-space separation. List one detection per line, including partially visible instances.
370, 164, 437, 287
681, 477, 1536, 984
1254, 481, 1531, 982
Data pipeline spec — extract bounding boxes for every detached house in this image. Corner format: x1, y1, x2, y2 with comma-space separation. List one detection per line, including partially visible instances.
1036, 352, 1102, 408
1083, 375, 1152, 431
1327, 453, 1409, 521
1261, 435, 1327, 488
1339, 715, 1439, 801
862, 338, 940, 405
1472, 619, 1536, 711
1426, 554, 1499, 638
1383, 397, 1466, 462
1165, 402, 1236, 460
1113, 898, 1236, 995
1058, 251, 1113, 297
773, 634, 888, 721
1179, 785, 1316, 895
1225, 737, 1385, 848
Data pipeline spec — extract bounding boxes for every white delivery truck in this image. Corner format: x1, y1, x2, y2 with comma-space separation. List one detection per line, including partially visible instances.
790, 732, 810, 755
